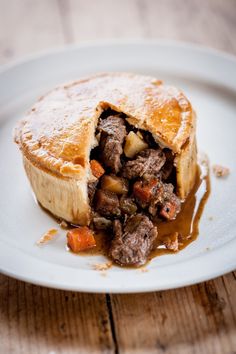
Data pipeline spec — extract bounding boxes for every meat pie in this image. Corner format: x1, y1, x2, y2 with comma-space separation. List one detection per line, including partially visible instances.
15, 73, 197, 265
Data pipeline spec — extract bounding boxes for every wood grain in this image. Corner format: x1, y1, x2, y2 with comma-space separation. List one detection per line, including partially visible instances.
0, 274, 114, 354
110, 273, 236, 354
0, 0, 236, 353
58, 0, 236, 53
0, 273, 235, 354
136, 0, 236, 53
0, 0, 65, 65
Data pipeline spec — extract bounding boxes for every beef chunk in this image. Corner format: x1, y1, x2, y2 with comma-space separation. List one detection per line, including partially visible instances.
110, 214, 157, 266
161, 150, 174, 180
122, 148, 166, 180
133, 178, 181, 220
98, 116, 127, 172
120, 196, 137, 215
98, 115, 126, 139
93, 215, 112, 230
88, 181, 98, 204
95, 189, 121, 217
101, 138, 123, 173
153, 182, 174, 204
159, 193, 181, 220
151, 182, 181, 220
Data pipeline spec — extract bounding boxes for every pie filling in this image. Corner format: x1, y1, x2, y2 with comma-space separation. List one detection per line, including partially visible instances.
87, 110, 182, 266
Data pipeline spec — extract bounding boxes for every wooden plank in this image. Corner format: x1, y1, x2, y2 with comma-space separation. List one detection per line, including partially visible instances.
137, 0, 236, 53
0, 274, 114, 354
110, 273, 236, 354
61, 0, 145, 41
0, 0, 65, 65
1, 273, 235, 354
60, 0, 236, 54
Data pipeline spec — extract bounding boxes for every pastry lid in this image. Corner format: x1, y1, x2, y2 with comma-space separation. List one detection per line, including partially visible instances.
15, 72, 195, 178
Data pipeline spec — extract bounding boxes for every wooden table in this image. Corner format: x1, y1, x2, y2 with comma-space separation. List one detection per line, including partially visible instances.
0, 1, 236, 353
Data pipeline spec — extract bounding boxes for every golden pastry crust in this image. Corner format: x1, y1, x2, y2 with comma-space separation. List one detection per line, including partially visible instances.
23, 156, 90, 225
15, 72, 197, 224
15, 72, 194, 177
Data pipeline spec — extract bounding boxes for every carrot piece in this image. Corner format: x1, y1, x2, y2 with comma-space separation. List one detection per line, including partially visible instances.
90, 160, 105, 178
133, 179, 158, 203
160, 202, 177, 220
67, 227, 96, 253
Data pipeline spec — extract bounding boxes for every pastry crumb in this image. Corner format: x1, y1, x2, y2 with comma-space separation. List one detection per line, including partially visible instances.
208, 216, 213, 221
59, 220, 68, 229
163, 232, 179, 252
92, 261, 113, 271
151, 79, 162, 85
206, 247, 210, 251
198, 153, 209, 167
36, 228, 58, 245
139, 267, 148, 273
212, 164, 230, 178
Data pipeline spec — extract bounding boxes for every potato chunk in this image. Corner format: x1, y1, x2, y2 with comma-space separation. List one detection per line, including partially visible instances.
124, 131, 148, 158
101, 175, 128, 195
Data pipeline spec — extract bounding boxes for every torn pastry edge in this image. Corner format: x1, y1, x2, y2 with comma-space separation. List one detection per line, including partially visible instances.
19, 103, 197, 225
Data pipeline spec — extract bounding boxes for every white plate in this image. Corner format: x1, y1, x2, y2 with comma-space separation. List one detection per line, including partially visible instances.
0, 40, 236, 293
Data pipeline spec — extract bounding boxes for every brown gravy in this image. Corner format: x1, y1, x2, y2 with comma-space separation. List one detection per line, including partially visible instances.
76, 160, 210, 264
149, 161, 210, 259
39, 159, 210, 266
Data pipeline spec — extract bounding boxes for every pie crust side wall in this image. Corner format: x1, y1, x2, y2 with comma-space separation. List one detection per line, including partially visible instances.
23, 156, 91, 225
175, 135, 198, 200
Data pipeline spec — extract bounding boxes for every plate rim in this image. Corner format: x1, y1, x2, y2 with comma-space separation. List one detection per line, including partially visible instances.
1, 38, 236, 76
1, 236, 235, 293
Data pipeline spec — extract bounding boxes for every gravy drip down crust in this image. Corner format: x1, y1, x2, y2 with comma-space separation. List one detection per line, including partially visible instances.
15, 73, 198, 267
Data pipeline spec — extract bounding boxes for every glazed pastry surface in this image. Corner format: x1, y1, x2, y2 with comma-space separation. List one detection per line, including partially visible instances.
15, 73, 195, 179
15, 73, 197, 224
